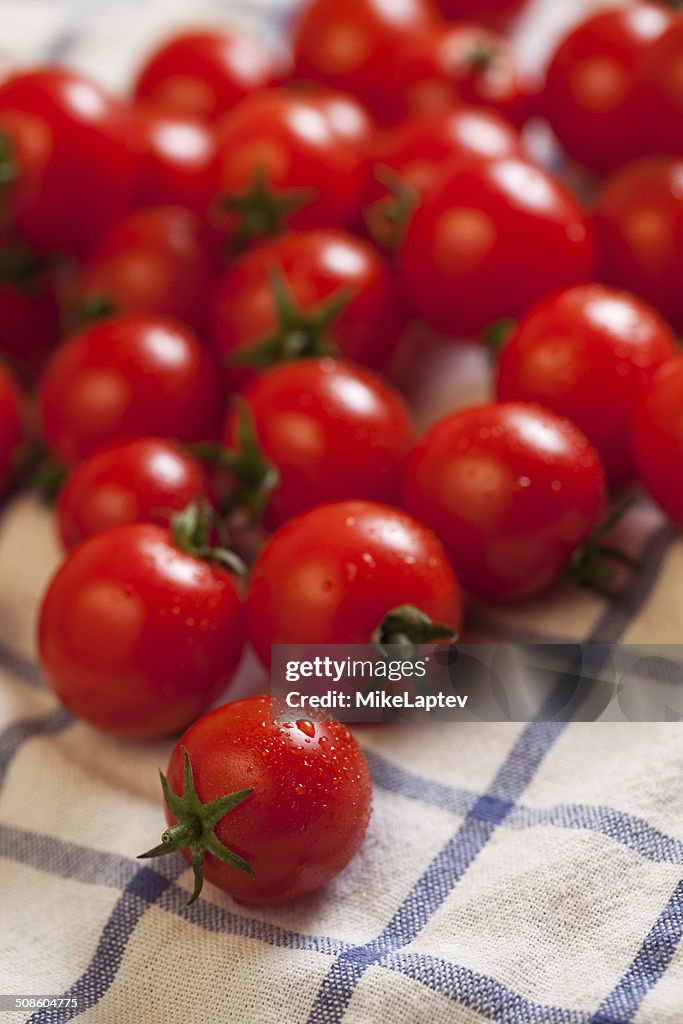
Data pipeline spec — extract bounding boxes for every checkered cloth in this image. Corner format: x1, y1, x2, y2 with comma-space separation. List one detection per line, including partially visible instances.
1, 1, 683, 1022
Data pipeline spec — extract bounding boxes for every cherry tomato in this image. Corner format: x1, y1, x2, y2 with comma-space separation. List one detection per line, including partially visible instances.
128, 105, 217, 214
364, 105, 524, 245
634, 356, 683, 529
496, 285, 679, 485
210, 230, 405, 392
38, 313, 223, 465
57, 438, 209, 550
593, 157, 683, 332
0, 361, 23, 496
433, 0, 528, 28
292, 0, 439, 125
133, 29, 285, 121
401, 403, 606, 602
542, 3, 675, 175
247, 500, 462, 665
636, 21, 683, 157
0, 69, 134, 255
402, 24, 530, 126
212, 89, 372, 247
220, 358, 413, 531
38, 521, 245, 738
68, 206, 220, 333
142, 695, 372, 903
399, 154, 595, 337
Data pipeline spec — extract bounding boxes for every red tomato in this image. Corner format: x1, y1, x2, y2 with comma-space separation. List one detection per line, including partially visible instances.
636, 21, 683, 157
38, 313, 223, 465
634, 356, 683, 529
220, 358, 413, 530
496, 285, 679, 485
434, 0, 528, 28
38, 522, 245, 738
0, 69, 134, 255
247, 500, 462, 665
68, 206, 220, 333
593, 157, 683, 332
402, 24, 530, 125
142, 696, 372, 903
133, 29, 284, 121
292, 0, 439, 124
399, 155, 595, 337
210, 230, 405, 392
364, 106, 524, 244
128, 105, 217, 214
0, 244, 60, 383
212, 89, 372, 246
57, 438, 209, 550
542, 3, 675, 175
0, 362, 23, 496
401, 403, 606, 602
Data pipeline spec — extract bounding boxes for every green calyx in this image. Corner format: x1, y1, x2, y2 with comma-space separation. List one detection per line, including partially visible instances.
483, 317, 516, 360
69, 292, 118, 332
217, 167, 316, 256
170, 501, 246, 576
365, 166, 418, 250
0, 241, 50, 294
563, 499, 639, 599
372, 604, 458, 655
138, 746, 255, 904
228, 266, 351, 371
192, 400, 280, 527
0, 129, 19, 228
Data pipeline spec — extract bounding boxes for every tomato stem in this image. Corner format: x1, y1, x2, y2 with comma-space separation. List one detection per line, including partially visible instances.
483, 317, 516, 360
215, 167, 316, 256
365, 166, 418, 250
193, 401, 280, 527
171, 502, 247, 576
227, 267, 351, 371
562, 499, 638, 598
373, 604, 457, 657
139, 746, 255, 904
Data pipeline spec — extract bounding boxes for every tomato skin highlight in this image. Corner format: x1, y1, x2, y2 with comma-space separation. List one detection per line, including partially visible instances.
210, 229, 405, 391
291, 0, 439, 125
133, 29, 284, 121
164, 695, 372, 903
399, 155, 596, 337
401, 403, 607, 603
593, 157, 683, 333
38, 523, 245, 739
38, 313, 223, 466
634, 356, 683, 530
0, 68, 134, 255
57, 438, 209, 550
542, 2, 675, 175
496, 285, 679, 485
247, 500, 463, 666
223, 358, 414, 530
211, 89, 372, 242
0, 362, 23, 497
128, 105, 217, 214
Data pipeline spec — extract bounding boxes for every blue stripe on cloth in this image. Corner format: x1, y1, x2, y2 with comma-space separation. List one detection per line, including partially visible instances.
590, 879, 683, 1024
0, 823, 353, 956
384, 951, 591, 1024
366, 749, 683, 865
0, 644, 47, 689
0, 708, 72, 786
304, 720, 566, 1024
27, 864, 185, 1024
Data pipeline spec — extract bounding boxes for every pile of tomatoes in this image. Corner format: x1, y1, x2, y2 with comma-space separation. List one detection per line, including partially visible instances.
1, 0, 682, 903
